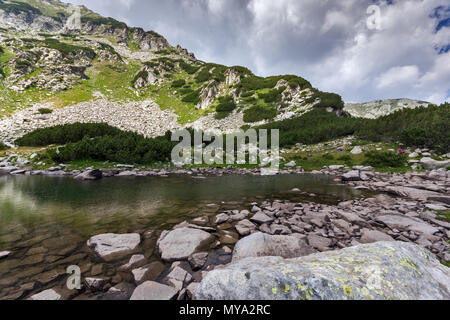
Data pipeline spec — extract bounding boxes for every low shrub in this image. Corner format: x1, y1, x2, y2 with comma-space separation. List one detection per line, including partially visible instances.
48, 132, 175, 165
179, 61, 200, 74
38, 108, 53, 114
0, 142, 7, 150
42, 38, 96, 58
216, 96, 236, 112
363, 151, 407, 168
171, 79, 186, 88
243, 106, 277, 123
258, 87, 285, 103
215, 111, 231, 120
181, 90, 200, 104
16, 123, 123, 147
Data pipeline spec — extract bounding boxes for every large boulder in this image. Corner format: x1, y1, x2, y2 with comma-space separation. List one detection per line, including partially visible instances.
74, 169, 103, 181
157, 228, 213, 262
232, 232, 315, 262
420, 157, 450, 170
342, 170, 361, 182
87, 233, 141, 262
196, 242, 450, 300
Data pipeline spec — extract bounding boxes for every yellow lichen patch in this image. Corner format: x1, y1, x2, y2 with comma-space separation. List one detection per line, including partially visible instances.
284, 285, 291, 293
281, 269, 294, 275
297, 283, 308, 291
272, 288, 278, 295
343, 285, 353, 297
361, 287, 374, 300
400, 257, 421, 275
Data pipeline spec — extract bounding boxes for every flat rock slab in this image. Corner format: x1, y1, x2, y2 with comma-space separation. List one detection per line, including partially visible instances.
196, 242, 450, 300
386, 186, 441, 201
376, 215, 439, 236
157, 228, 213, 262
428, 196, 450, 205
233, 232, 315, 262
29, 289, 61, 300
130, 281, 178, 300
87, 233, 141, 262
119, 254, 146, 271
250, 212, 274, 224
132, 261, 165, 285
360, 229, 395, 243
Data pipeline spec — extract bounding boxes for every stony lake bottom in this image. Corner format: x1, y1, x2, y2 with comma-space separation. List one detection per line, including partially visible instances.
0, 173, 371, 299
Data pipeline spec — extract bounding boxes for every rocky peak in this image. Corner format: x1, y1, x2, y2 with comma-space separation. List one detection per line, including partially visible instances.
0, 0, 170, 52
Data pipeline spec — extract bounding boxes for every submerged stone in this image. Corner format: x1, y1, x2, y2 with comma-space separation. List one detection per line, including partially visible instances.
87, 233, 141, 262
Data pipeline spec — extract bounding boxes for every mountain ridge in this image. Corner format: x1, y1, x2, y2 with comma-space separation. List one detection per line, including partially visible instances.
0, 0, 442, 149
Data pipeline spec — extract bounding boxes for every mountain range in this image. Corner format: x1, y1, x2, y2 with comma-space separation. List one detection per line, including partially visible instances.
0, 0, 438, 145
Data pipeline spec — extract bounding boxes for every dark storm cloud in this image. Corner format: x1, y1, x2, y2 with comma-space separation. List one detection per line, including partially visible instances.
65, 0, 450, 104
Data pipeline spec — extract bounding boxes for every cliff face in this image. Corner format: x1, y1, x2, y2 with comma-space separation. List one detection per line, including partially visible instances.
344, 99, 431, 119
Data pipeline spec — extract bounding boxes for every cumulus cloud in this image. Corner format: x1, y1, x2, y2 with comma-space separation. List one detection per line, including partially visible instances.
63, 0, 450, 104
376, 66, 420, 89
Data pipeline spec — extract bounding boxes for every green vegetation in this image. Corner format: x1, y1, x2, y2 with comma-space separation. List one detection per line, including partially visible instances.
238, 74, 311, 92
181, 90, 200, 104
358, 103, 449, 153
258, 86, 285, 103
215, 96, 237, 119
132, 70, 148, 87
0, 0, 41, 15
259, 103, 449, 153
195, 63, 228, 83
42, 38, 96, 57
307, 91, 344, 110
244, 105, 277, 123
81, 16, 127, 29
216, 96, 236, 112
0, 142, 7, 150
16, 123, 176, 165
37, 108, 52, 114
171, 79, 186, 88
49, 132, 175, 165
148, 30, 163, 38
179, 61, 200, 74
437, 211, 450, 223
16, 123, 123, 147
260, 109, 359, 145
363, 151, 407, 168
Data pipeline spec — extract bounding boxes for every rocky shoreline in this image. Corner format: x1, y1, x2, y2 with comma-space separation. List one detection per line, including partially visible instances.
1, 162, 449, 300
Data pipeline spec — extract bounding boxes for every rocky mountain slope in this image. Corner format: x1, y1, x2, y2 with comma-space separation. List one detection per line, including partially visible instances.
344, 98, 431, 119
0, 0, 443, 150
0, 0, 334, 145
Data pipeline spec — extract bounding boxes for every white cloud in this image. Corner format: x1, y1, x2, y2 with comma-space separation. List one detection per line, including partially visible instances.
63, 0, 450, 104
376, 65, 420, 89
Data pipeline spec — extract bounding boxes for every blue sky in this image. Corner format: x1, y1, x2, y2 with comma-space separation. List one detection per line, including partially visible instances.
65, 0, 449, 104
